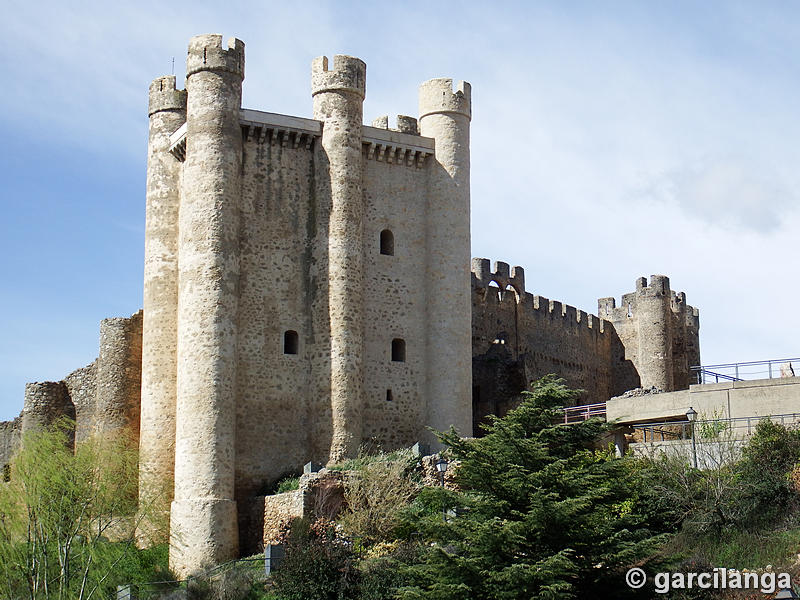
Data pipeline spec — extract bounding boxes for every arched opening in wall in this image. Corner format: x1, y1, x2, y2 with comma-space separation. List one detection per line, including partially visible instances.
386, 389, 393, 402
284, 330, 299, 355
391, 338, 406, 362
380, 229, 394, 256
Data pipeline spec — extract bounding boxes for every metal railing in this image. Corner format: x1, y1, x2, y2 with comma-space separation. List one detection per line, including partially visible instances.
691, 358, 800, 384
632, 412, 800, 443
562, 402, 606, 424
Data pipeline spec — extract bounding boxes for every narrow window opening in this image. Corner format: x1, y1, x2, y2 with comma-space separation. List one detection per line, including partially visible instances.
284, 330, 299, 355
386, 389, 393, 402
391, 338, 406, 362
380, 229, 394, 256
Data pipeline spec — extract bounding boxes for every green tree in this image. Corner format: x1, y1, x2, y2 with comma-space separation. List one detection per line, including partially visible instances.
736, 418, 800, 526
396, 376, 668, 600
0, 421, 169, 599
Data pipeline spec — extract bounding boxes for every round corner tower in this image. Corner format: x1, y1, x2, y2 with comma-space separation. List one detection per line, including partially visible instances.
635, 274, 674, 390
170, 33, 244, 577
311, 55, 366, 463
139, 74, 186, 544
418, 78, 473, 443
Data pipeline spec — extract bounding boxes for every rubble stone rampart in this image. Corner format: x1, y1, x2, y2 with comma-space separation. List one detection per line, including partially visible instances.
64, 361, 97, 443
96, 311, 143, 439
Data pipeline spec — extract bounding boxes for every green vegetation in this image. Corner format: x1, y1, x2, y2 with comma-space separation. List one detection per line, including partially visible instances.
0, 421, 171, 599
640, 418, 800, 572
8, 380, 800, 599
266, 378, 800, 599
391, 376, 669, 599
274, 476, 301, 494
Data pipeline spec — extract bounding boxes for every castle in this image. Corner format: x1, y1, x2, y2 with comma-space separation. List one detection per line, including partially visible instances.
0, 34, 700, 577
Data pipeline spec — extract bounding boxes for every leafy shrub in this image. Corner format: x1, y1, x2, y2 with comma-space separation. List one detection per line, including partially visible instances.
337, 451, 420, 545
736, 418, 800, 526
271, 518, 360, 600
0, 422, 170, 599
275, 476, 301, 494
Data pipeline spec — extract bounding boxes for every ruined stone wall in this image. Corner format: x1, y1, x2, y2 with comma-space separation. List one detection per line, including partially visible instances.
95, 311, 143, 440
361, 123, 430, 451
471, 260, 613, 413
0, 417, 21, 476
64, 361, 97, 443
22, 382, 75, 448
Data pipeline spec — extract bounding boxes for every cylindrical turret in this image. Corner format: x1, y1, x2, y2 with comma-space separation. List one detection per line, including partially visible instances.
95, 311, 143, 438
139, 75, 186, 544
170, 34, 244, 576
22, 381, 75, 447
635, 275, 674, 390
419, 79, 473, 443
311, 55, 366, 463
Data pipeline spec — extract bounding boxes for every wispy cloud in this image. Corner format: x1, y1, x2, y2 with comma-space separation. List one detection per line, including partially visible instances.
639, 156, 798, 233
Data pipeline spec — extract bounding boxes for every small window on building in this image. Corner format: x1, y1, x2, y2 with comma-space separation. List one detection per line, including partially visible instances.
386, 389, 393, 402
284, 330, 299, 355
391, 338, 406, 362
380, 229, 394, 256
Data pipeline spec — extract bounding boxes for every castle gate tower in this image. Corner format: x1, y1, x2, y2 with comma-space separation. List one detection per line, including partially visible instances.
170, 34, 244, 576
311, 56, 366, 462
419, 79, 473, 442
139, 75, 185, 543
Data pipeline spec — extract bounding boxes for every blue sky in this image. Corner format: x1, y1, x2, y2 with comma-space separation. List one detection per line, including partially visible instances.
2, 1, 799, 420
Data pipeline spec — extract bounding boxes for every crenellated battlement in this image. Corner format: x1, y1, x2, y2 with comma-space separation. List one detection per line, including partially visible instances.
370, 115, 419, 134
419, 78, 471, 120
597, 275, 699, 321
471, 258, 605, 334
471, 258, 525, 296
186, 34, 244, 79
148, 75, 186, 117
311, 55, 366, 99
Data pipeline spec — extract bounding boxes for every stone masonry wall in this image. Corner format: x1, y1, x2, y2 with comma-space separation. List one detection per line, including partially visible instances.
64, 361, 97, 444
472, 259, 613, 419
236, 132, 317, 502
95, 310, 143, 441
361, 127, 430, 452
472, 262, 700, 431
598, 275, 699, 395
0, 417, 21, 476
22, 381, 75, 448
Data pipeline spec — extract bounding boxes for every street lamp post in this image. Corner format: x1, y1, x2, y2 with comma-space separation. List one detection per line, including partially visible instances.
686, 407, 698, 469
435, 457, 448, 521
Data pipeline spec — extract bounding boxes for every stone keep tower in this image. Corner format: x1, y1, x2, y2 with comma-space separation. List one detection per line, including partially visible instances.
138, 34, 473, 576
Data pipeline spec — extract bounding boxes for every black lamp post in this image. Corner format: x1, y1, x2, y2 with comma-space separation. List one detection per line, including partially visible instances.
435, 457, 448, 521
686, 407, 698, 469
